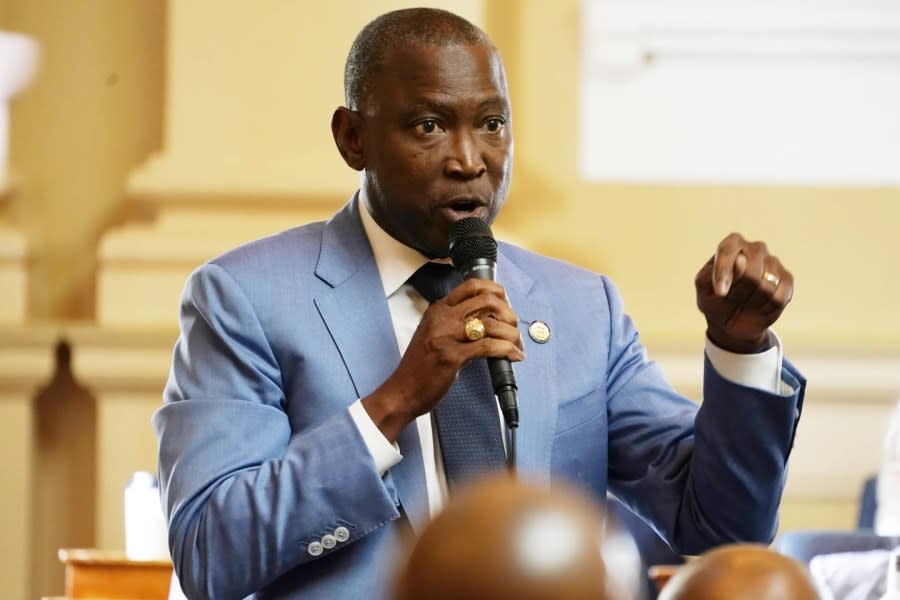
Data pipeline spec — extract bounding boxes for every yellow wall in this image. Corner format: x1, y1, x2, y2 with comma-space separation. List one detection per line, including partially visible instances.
153, 0, 478, 196
4, 0, 899, 347
2, 1, 899, 597
3, 0, 164, 319
490, 1, 900, 353
2, 2, 164, 595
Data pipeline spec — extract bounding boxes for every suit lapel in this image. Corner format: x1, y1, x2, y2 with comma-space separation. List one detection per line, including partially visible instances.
498, 250, 558, 487
313, 197, 429, 533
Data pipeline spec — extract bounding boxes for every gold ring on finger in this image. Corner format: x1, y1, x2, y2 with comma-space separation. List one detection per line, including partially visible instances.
762, 271, 780, 287
464, 317, 486, 341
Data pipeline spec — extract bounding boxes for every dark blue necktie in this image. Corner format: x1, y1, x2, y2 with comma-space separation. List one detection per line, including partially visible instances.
408, 262, 507, 491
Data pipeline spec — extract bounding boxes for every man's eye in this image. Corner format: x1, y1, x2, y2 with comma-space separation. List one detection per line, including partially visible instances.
485, 118, 505, 133
417, 119, 441, 134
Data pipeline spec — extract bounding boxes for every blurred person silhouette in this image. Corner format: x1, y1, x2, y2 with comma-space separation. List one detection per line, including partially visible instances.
393, 474, 644, 600
659, 544, 819, 600
154, 7, 805, 598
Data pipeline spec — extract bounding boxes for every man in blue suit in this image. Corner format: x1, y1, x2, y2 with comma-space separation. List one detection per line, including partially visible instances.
154, 8, 804, 599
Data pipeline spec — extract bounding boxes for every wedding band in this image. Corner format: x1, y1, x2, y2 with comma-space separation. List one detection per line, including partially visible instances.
762, 271, 780, 287
464, 317, 486, 341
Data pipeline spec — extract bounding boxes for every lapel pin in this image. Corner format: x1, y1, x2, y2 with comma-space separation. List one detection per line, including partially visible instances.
528, 320, 551, 344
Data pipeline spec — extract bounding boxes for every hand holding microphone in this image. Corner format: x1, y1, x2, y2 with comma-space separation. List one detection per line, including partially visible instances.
361, 218, 523, 443
450, 217, 520, 429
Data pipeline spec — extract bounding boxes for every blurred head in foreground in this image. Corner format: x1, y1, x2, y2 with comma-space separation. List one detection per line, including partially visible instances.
393, 474, 643, 600
658, 544, 818, 600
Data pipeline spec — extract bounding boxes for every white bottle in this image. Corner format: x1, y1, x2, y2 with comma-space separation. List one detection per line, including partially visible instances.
881, 549, 900, 600
124, 471, 170, 561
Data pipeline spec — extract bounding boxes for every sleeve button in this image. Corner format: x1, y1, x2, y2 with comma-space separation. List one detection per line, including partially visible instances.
307, 541, 323, 557
334, 526, 350, 542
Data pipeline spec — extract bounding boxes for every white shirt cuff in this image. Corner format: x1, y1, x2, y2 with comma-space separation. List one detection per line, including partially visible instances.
348, 400, 402, 476
705, 330, 792, 396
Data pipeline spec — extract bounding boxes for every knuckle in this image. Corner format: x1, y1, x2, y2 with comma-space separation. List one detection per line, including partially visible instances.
749, 240, 768, 254
719, 232, 742, 250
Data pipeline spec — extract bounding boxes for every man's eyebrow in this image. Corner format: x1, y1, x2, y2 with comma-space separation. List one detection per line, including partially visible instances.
404, 98, 452, 117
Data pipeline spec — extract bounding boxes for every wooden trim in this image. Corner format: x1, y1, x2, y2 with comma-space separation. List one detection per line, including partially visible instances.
58, 548, 172, 599
58, 548, 171, 568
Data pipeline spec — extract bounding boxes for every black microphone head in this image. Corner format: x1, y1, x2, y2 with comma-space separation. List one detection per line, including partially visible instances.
449, 217, 497, 268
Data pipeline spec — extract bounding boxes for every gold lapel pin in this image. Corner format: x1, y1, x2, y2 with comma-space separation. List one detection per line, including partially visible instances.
528, 320, 551, 344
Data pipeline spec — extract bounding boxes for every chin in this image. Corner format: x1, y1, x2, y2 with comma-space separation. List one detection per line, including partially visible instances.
416, 237, 451, 259
421, 246, 450, 260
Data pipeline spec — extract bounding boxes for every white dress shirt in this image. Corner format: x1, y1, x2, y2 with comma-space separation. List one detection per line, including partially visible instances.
810, 547, 894, 600
347, 189, 788, 517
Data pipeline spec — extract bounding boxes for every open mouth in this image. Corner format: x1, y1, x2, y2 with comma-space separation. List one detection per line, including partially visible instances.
450, 200, 481, 212
443, 197, 486, 219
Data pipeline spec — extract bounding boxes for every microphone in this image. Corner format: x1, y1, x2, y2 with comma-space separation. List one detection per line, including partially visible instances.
449, 217, 519, 429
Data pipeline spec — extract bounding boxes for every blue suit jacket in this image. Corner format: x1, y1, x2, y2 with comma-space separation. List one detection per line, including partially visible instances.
154, 197, 805, 599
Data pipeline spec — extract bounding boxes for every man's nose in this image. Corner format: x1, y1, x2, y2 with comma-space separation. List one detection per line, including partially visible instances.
445, 130, 487, 179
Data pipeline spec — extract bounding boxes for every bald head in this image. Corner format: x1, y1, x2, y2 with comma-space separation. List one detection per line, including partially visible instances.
658, 544, 819, 600
344, 7, 494, 110
392, 475, 643, 600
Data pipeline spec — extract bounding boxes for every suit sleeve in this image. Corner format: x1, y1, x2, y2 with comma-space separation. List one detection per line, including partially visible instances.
601, 276, 805, 554
153, 263, 399, 599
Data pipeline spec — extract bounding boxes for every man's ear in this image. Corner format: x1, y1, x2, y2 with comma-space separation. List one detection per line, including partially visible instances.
331, 107, 365, 171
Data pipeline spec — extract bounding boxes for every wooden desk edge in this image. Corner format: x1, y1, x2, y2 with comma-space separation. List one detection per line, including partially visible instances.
58, 548, 172, 568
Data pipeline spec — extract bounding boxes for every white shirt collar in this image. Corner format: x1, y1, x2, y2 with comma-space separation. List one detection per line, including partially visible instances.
358, 187, 432, 299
